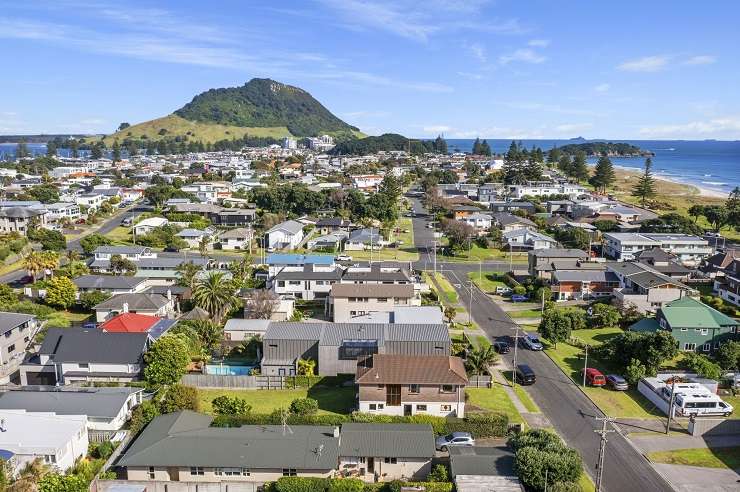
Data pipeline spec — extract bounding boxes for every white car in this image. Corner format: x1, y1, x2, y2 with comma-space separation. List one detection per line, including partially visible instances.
336, 254, 353, 261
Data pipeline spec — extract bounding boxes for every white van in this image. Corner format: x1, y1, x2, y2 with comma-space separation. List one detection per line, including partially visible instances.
661, 383, 734, 417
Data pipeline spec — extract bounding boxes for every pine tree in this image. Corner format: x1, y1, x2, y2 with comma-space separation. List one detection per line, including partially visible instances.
547, 147, 562, 167
558, 154, 573, 176
434, 135, 448, 154
480, 139, 492, 156
572, 151, 590, 182
631, 157, 657, 207
590, 155, 616, 193
46, 142, 57, 157
91, 143, 104, 160
472, 137, 482, 155
524, 156, 543, 181
70, 139, 79, 158
112, 140, 121, 162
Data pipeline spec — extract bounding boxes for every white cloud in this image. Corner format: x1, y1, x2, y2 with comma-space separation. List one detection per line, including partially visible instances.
464, 42, 487, 62
594, 83, 610, 93
684, 55, 716, 66
423, 125, 453, 133
639, 117, 740, 139
499, 101, 597, 116
457, 71, 485, 80
499, 48, 546, 64
618, 55, 670, 72
528, 39, 550, 47
554, 123, 592, 133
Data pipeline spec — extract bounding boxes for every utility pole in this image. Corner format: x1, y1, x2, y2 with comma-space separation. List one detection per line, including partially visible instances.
582, 345, 589, 388
594, 416, 616, 492
468, 280, 473, 325
666, 375, 677, 434
432, 240, 437, 275
512, 324, 520, 388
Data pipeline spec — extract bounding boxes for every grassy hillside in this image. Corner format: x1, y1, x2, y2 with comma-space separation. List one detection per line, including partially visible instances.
101, 114, 291, 145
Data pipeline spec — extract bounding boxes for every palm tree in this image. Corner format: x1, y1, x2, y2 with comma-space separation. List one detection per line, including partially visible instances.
187, 320, 223, 355
176, 261, 203, 289
9, 458, 49, 492
23, 251, 43, 282
40, 251, 59, 278
192, 271, 239, 324
65, 249, 80, 263
464, 345, 498, 376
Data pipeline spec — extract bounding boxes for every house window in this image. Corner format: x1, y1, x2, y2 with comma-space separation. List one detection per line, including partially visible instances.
441, 405, 452, 412
384, 458, 397, 464
700, 329, 708, 335
359, 457, 366, 464
6, 344, 14, 353
190, 467, 204, 476
377, 403, 384, 409
408, 384, 420, 394
440, 385, 455, 393
79, 363, 89, 369
369, 404, 377, 410
216, 468, 249, 476
416, 404, 427, 412
148, 467, 155, 479
282, 469, 297, 477
683, 343, 697, 351
377, 298, 387, 303
43, 455, 56, 464
702, 343, 711, 352
680, 328, 687, 331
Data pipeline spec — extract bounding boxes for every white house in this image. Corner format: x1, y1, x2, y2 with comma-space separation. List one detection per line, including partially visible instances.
133, 217, 169, 235
352, 174, 384, 190
603, 233, 712, 266
0, 410, 88, 474
43, 202, 81, 222
462, 212, 492, 231
266, 220, 304, 250
219, 227, 254, 251
75, 193, 106, 210
503, 229, 557, 250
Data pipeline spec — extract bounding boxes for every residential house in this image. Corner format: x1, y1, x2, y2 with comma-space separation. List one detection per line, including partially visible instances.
607, 262, 698, 314
244, 295, 295, 321
266, 220, 304, 250
261, 322, 450, 376
528, 248, 590, 280
116, 411, 339, 483
0, 410, 87, 475
491, 213, 537, 234
133, 217, 168, 236
93, 293, 175, 322
340, 263, 413, 286
489, 201, 535, 214
76, 193, 106, 210
503, 229, 557, 251
356, 354, 467, 417
176, 228, 212, 248
180, 181, 231, 203
20, 328, 149, 385
266, 253, 336, 279
633, 247, 692, 281
307, 232, 346, 252
223, 319, 271, 342
462, 212, 492, 232
352, 174, 383, 191
700, 250, 737, 279
345, 228, 386, 251
603, 233, 712, 266
73, 275, 148, 296
0, 207, 47, 235
348, 306, 444, 325
329, 284, 420, 323
99, 312, 176, 339
713, 258, 740, 306
43, 202, 81, 223
338, 423, 434, 482
316, 218, 352, 235
273, 264, 343, 300
0, 313, 39, 384
93, 245, 155, 263
214, 208, 257, 227
551, 270, 620, 301
219, 227, 254, 251
0, 387, 143, 431
452, 205, 483, 220
629, 296, 739, 353
507, 181, 587, 199
449, 446, 524, 492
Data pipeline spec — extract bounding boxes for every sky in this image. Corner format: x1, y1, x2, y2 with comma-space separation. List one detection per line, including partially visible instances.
1, 0, 739, 140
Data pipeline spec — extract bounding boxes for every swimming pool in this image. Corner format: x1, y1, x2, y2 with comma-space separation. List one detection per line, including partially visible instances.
205, 363, 255, 376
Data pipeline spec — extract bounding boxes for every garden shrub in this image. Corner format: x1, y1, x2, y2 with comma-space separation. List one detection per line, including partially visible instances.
290, 397, 319, 415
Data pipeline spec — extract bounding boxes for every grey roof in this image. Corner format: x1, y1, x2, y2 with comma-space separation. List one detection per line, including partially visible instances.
449, 446, 517, 478
341, 269, 411, 283
178, 307, 210, 321
73, 275, 145, 290
94, 293, 169, 311
0, 207, 46, 218
392, 306, 444, 324
117, 411, 339, 469
0, 312, 35, 333
176, 228, 209, 238
491, 213, 536, 227
219, 227, 253, 239
552, 270, 619, 282
267, 220, 304, 235
347, 228, 381, 243
39, 328, 148, 364
605, 261, 688, 290
331, 283, 414, 298
529, 248, 588, 259
94, 245, 150, 255
0, 387, 141, 419
223, 319, 271, 332
264, 322, 449, 346
275, 266, 343, 281
339, 423, 434, 458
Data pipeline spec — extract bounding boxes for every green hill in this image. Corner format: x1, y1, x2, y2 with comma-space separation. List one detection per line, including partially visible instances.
103, 78, 362, 145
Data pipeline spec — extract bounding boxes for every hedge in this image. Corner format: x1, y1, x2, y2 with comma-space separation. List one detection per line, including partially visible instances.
266, 478, 452, 492
213, 411, 509, 438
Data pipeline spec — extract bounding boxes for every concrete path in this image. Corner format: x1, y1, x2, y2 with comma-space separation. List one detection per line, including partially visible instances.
490, 368, 550, 429
652, 464, 740, 492
632, 435, 740, 454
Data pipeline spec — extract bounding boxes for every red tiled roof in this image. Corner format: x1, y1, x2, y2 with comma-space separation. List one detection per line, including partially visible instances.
356, 354, 468, 385
99, 313, 161, 333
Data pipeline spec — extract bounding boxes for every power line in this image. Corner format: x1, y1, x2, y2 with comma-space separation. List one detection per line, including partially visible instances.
593, 416, 616, 492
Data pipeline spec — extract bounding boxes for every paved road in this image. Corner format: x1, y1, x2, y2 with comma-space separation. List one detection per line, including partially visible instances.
407, 195, 673, 492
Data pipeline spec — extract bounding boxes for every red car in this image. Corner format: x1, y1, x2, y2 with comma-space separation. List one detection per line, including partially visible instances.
582, 368, 606, 387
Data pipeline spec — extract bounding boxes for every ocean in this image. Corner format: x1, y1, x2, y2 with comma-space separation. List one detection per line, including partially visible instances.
446, 139, 740, 197
1, 139, 738, 196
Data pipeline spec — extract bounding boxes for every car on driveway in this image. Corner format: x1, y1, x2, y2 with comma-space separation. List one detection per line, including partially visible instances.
435, 432, 475, 451
582, 368, 606, 387
521, 333, 543, 351
495, 286, 511, 295
606, 374, 629, 391
511, 294, 529, 302
493, 341, 510, 354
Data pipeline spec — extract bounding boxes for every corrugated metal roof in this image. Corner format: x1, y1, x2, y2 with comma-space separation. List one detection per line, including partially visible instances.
264, 322, 450, 345
0, 387, 141, 419
331, 283, 414, 298
339, 423, 435, 458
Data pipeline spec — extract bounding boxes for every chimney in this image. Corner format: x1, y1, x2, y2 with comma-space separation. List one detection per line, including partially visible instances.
167, 289, 172, 301
333, 426, 340, 438
122, 302, 129, 313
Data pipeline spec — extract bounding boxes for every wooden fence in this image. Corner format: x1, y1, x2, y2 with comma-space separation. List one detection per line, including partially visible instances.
468, 375, 492, 388
181, 374, 287, 389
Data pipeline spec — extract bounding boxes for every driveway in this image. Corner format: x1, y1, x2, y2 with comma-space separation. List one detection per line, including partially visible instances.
652, 464, 740, 492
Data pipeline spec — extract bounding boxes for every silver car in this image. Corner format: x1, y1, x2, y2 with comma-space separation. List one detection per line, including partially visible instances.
435, 432, 475, 451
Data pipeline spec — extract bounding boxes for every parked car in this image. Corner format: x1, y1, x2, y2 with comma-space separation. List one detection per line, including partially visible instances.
493, 341, 510, 354
515, 364, 536, 385
511, 294, 529, 302
582, 368, 606, 387
435, 432, 475, 451
495, 286, 511, 295
521, 333, 543, 351
336, 254, 353, 261
606, 374, 629, 391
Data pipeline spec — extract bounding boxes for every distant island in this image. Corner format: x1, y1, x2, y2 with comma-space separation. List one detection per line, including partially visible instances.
329, 133, 447, 156
556, 141, 654, 157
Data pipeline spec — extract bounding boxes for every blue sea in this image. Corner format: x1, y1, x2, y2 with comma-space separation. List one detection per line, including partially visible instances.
1, 139, 738, 196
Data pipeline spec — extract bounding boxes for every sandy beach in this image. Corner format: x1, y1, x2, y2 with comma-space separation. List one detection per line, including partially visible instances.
611, 165, 728, 199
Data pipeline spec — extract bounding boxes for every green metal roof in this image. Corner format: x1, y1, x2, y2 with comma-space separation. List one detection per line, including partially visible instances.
629, 318, 661, 333
660, 297, 739, 329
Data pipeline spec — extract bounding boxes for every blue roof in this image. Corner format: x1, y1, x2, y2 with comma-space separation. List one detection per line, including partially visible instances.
266, 254, 335, 265
0, 450, 14, 460
149, 319, 178, 340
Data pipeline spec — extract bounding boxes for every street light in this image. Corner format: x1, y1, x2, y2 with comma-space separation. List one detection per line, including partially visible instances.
511, 325, 520, 388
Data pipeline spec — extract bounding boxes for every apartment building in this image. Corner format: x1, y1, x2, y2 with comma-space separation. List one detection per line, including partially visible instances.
0, 313, 39, 384
329, 284, 420, 323
603, 233, 712, 266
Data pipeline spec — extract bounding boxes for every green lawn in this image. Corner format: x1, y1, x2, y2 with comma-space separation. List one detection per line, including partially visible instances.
577, 472, 595, 492
543, 328, 664, 419
197, 387, 355, 416
347, 218, 418, 261
466, 386, 524, 424
58, 311, 92, 323
647, 447, 740, 469
508, 309, 543, 319
442, 243, 528, 263
501, 372, 540, 413
433, 272, 459, 304
105, 226, 133, 244
468, 271, 506, 294
723, 395, 739, 419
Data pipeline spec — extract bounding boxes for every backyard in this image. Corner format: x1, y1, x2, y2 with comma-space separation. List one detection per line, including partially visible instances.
197, 387, 355, 416
345, 218, 418, 261
543, 327, 665, 419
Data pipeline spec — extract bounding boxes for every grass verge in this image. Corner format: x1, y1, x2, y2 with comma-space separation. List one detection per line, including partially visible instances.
434, 272, 459, 304
466, 386, 524, 424
468, 271, 506, 294
647, 447, 740, 469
